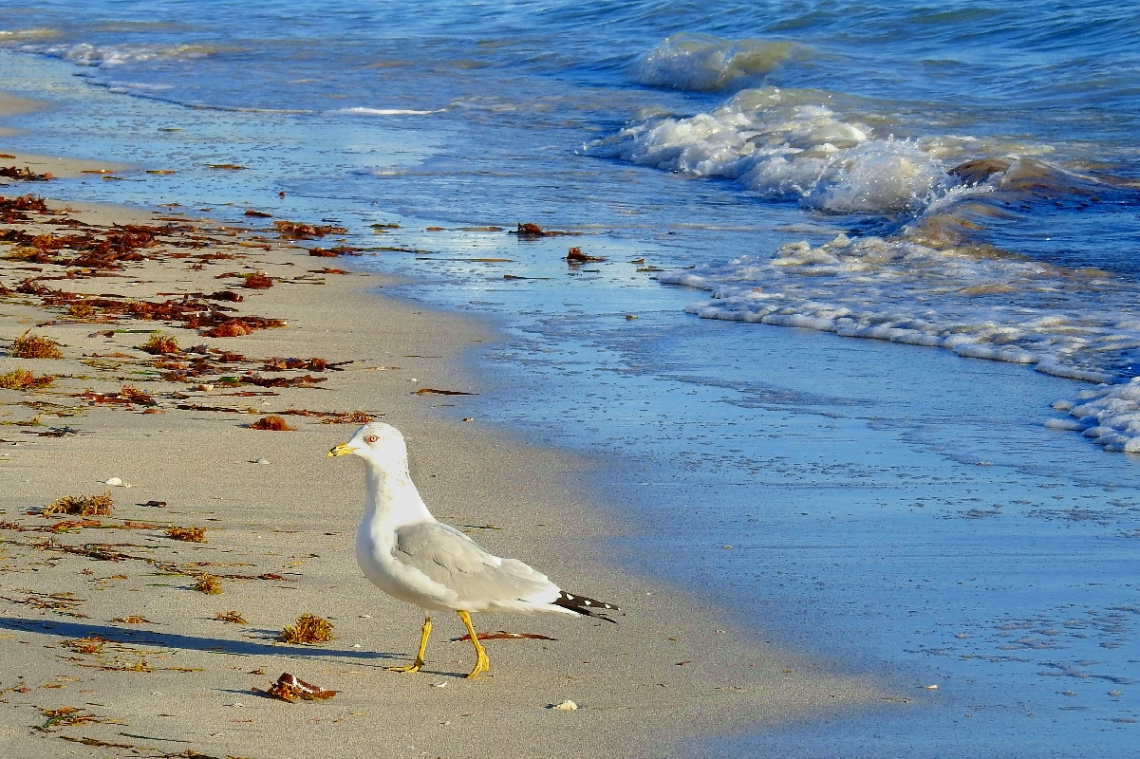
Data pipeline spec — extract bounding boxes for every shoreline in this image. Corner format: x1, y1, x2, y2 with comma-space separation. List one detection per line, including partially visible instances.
0, 143, 882, 756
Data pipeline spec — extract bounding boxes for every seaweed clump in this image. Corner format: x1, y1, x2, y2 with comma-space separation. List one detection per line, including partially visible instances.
193, 574, 223, 594
43, 492, 114, 517
165, 525, 207, 543
10, 331, 63, 359
0, 368, 55, 390
140, 333, 181, 355
249, 415, 295, 431
279, 613, 333, 644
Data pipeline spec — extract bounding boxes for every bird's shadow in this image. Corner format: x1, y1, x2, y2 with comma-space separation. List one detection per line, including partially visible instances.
0, 615, 399, 664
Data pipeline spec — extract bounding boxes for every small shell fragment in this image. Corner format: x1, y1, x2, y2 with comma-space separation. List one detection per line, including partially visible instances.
103, 477, 124, 487
550, 700, 578, 711
923, 684, 939, 690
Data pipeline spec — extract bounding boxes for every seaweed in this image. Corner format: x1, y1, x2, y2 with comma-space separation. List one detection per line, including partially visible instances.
0, 165, 53, 181
510, 221, 578, 238
241, 272, 274, 289
0, 368, 55, 390
165, 526, 207, 543
316, 411, 375, 424
307, 246, 360, 257
140, 334, 181, 355
78, 386, 157, 408
112, 616, 150, 624
261, 356, 333, 372
273, 220, 347, 240
43, 492, 114, 517
36, 706, 102, 732
278, 614, 333, 644
566, 246, 606, 263
192, 574, 223, 594
249, 415, 295, 431
10, 330, 63, 359
215, 610, 248, 624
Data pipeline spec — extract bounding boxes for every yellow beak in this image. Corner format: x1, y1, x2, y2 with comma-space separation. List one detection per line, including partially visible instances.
327, 442, 357, 458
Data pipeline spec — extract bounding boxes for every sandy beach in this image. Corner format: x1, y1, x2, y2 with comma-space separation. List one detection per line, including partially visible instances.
0, 127, 881, 757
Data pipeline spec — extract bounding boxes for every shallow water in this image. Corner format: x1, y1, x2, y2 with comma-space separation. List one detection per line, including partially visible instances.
3, 1, 1140, 754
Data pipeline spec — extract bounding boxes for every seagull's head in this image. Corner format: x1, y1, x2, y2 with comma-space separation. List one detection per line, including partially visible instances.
327, 422, 408, 466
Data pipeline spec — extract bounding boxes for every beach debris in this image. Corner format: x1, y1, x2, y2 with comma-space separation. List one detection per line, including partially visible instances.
279, 613, 334, 644
549, 700, 578, 711
140, 333, 181, 355
208, 163, 247, 170
0, 193, 50, 221
1, 590, 87, 617
241, 272, 275, 289
315, 411, 376, 424
254, 672, 338, 703
252, 457, 271, 465
510, 222, 578, 239
142, 500, 167, 508
260, 356, 341, 372
43, 492, 114, 517
308, 245, 361, 257
273, 220, 347, 240
79, 386, 157, 408
193, 574, 223, 594
249, 415, 296, 431
165, 525, 207, 543
922, 684, 939, 690
35, 706, 102, 732
244, 209, 273, 218
10, 330, 63, 359
0, 368, 55, 390
112, 616, 150, 624
215, 610, 248, 624
0, 165, 53, 181
566, 246, 605, 264
414, 388, 474, 396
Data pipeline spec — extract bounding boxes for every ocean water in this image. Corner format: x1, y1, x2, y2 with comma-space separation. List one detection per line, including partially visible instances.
2, 2, 1139, 755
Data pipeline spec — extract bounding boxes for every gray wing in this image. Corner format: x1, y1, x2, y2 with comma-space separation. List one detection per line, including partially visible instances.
392, 521, 557, 609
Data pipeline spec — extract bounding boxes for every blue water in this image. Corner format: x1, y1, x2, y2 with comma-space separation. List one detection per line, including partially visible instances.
3, 2, 1140, 755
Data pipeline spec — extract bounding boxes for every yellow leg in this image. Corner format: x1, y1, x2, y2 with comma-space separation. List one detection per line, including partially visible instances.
457, 610, 489, 678
389, 616, 431, 673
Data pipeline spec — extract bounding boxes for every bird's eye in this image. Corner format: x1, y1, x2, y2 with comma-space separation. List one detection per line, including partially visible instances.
365, 435, 379, 443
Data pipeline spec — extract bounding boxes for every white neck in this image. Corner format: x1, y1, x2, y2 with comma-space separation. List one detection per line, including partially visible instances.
362, 456, 435, 527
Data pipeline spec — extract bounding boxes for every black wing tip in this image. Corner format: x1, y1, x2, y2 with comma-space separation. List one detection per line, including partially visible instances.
555, 590, 621, 622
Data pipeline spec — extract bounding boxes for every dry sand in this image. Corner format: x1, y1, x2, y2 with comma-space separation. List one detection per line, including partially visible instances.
0, 141, 884, 757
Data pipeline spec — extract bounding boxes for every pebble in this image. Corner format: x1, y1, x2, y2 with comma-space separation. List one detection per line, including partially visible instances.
551, 700, 578, 711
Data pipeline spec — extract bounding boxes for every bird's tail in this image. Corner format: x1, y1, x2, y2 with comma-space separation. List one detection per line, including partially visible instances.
554, 590, 620, 622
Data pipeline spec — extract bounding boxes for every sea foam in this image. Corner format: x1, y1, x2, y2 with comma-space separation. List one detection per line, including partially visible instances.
590, 86, 949, 215
659, 227, 1140, 452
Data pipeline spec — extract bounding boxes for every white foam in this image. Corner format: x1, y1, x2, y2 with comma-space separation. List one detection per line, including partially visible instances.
1050, 379, 1140, 454
589, 87, 949, 214
23, 41, 216, 67
658, 232, 1140, 442
329, 107, 446, 116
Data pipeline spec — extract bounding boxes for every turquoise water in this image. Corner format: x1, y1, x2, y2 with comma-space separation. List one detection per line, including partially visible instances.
3, 2, 1140, 755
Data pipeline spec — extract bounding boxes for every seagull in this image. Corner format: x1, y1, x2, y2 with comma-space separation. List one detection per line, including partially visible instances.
328, 422, 619, 678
